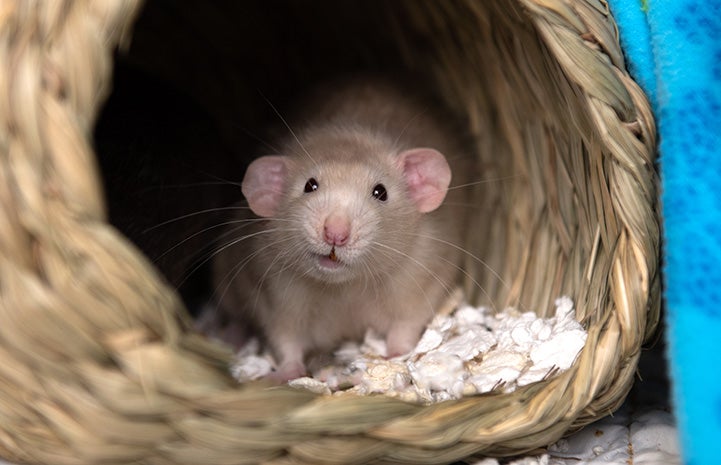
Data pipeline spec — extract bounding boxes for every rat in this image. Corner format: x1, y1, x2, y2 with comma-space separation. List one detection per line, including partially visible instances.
207, 79, 473, 381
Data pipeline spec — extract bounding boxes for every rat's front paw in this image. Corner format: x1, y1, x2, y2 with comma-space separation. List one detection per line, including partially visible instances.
267, 360, 307, 383
385, 326, 423, 359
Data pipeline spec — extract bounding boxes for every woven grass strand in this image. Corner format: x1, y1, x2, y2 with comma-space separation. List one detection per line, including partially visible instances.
0, 0, 659, 464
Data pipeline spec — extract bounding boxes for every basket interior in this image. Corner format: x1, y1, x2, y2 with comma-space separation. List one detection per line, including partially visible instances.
96, 0, 614, 323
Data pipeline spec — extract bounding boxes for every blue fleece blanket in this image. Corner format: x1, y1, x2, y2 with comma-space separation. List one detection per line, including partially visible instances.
607, 1, 721, 464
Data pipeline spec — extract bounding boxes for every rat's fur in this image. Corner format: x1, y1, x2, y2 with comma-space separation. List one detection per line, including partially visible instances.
209, 80, 472, 380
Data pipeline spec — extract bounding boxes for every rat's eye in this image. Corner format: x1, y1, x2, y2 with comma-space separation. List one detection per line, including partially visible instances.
372, 183, 388, 201
304, 178, 319, 193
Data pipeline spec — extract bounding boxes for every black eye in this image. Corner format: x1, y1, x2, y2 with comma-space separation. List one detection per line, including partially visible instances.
372, 183, 388, 201
304, 178, 319, 193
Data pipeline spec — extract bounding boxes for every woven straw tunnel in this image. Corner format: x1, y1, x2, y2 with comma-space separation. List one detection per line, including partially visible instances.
0, 1, 659, 464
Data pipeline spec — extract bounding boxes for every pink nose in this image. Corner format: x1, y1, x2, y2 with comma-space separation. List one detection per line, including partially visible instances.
323, 214, 350, 246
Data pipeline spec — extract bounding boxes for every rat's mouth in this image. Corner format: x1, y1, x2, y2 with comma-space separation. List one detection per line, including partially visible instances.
316, 247, 343, 270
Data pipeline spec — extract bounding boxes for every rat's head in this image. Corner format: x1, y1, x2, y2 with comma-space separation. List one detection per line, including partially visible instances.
241, 139, 452, 284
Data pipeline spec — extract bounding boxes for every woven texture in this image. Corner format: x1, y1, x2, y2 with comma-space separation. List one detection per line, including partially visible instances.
0, 1, 659, 464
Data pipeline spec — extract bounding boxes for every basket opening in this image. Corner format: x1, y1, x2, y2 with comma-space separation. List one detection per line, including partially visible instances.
94, 0, 592, 319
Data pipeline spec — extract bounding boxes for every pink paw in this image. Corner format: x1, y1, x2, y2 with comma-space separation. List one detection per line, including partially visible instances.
267, 360, 307, 383
385, 338, 417, 359
385, 325, 423, 358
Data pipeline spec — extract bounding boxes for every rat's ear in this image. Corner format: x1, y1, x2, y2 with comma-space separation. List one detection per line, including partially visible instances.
242, 155, 288, 217
398, 148, 451, 213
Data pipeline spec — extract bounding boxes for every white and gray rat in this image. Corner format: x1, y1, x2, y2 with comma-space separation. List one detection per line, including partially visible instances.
208, 79, 472, 381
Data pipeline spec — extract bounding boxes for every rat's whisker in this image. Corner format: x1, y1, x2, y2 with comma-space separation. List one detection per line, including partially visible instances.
180, 227, 301, 288
258, 90, 317, 168
155, 217, 267, 262
142, 205, 253, 233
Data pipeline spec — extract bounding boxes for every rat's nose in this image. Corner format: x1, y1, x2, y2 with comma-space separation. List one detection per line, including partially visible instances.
323, 213, 350, 246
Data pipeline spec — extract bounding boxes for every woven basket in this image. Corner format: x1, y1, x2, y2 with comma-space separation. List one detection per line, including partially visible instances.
0, 1, 659, 464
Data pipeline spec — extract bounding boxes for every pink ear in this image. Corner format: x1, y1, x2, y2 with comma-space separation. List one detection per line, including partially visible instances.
398, 148, 452, 213
241, 156, 288, 217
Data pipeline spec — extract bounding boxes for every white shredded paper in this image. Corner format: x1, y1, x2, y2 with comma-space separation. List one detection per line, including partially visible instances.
231, 296, 587, 403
